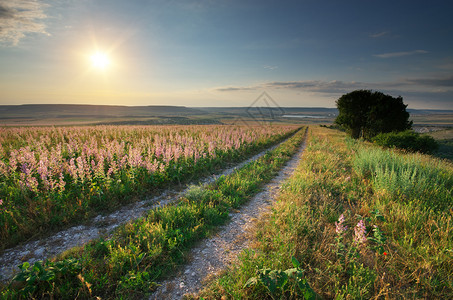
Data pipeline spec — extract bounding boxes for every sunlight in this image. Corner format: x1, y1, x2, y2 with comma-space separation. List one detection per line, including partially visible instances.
90, 52, 110, 70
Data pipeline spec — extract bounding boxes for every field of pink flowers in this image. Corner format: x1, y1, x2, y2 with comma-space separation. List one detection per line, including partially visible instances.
0, 125, 298, 249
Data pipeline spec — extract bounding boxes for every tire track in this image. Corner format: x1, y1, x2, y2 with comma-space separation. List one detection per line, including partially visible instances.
151, 132, 307, 299
0, 134, 296, 282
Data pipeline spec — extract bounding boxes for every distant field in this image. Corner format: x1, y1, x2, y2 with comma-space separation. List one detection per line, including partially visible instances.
2, 104, 452, 127
426, 127, 453, 161
410, 113, 453, 127
427, 127, 453, 139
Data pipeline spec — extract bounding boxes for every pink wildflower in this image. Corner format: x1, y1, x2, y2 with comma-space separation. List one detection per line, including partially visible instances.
335, 214, 348, 234
354, 220, 367, 245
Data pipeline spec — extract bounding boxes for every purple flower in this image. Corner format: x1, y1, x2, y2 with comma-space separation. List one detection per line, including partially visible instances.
335, 214, 348, 234
354, 220, 367, 245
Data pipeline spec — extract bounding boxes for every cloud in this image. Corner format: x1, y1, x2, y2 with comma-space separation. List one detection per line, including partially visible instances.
216, 80, 369, 94
405, 75, 453, 88
0, 0, 49, 46
215, 74, 453, 96
374, 50, 428, 58
369, 31, 388, 38
264, 80, 368, 93
264, 65, 278, 70
216, 86, 256, 92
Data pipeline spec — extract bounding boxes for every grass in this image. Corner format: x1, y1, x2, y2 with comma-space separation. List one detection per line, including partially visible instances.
199, 126, 453, 299
0, 125, 298, 251
436, 139, 453, 161
427, 128, 453, 161
0, 128, 307, 299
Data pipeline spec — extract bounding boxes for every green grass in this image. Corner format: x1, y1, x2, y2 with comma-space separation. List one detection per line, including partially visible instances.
353, 143, 452, 211
1, 128, 307, 299
0, 125, 298, 251
199, 126, 453, 299
436, 139, 453, 161
426, 128, 453, 161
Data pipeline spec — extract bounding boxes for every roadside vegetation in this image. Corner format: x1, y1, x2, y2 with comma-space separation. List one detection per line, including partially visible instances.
0, 125, 298, 250
0, 127, 307, 299
428, 128, 453, 161
200, 126, 452, 299
372, 130, 438, 154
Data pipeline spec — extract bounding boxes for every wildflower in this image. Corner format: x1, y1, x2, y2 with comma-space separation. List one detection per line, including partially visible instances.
335, 214, 348, 234
0, 199, 3, 206
354, 220, 367, 245
383, 252, 388, 256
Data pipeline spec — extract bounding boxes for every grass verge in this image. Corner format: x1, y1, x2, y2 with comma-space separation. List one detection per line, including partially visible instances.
199, 126, 452, 299
0, 127, 307, 299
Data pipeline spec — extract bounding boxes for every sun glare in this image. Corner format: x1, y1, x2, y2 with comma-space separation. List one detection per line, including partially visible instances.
90, 52, 110, 70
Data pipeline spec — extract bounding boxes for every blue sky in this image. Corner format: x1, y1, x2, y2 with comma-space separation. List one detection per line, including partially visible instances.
1, 0, 453, 109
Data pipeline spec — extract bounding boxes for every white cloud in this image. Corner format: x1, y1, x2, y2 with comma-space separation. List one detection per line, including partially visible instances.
263, 65, 278, 70
369, 31, 388, 38
374, 50, 428, 58
0, 0, 49, 46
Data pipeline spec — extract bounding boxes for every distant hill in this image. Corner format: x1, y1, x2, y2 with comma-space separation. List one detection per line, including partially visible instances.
196, 107, 338, 116
408, 109, 453, 115
0, 104, 203, 120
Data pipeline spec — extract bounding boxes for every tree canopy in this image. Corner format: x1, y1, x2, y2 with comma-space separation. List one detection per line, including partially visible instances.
335, 90, 412, 139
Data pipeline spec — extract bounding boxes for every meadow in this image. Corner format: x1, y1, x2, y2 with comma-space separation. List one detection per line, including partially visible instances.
0, 125, 299, 250
199, 126, 452, 299
1, 124, 452, 299
0, 127, 307, 299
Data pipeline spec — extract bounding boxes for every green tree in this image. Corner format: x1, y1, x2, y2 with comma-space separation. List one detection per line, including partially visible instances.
335, 90, 412, 139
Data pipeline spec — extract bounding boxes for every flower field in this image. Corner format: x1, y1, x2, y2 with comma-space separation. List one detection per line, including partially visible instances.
0, 127, 307, 299
0, 125, 298, 249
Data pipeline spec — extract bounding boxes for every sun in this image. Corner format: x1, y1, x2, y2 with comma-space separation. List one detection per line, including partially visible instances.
90, 52, 110, 70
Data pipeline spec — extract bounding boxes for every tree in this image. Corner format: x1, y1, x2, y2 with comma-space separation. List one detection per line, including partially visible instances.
335, 90, 412, 139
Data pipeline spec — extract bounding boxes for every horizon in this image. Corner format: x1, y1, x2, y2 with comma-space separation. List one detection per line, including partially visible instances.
2, 103, 453, 112
1, 1, 453, 110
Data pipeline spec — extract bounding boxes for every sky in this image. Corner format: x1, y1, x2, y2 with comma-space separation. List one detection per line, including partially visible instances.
1, 0, 453, 109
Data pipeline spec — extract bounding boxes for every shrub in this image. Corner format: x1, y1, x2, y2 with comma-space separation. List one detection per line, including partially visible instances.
372, 131, 438, 154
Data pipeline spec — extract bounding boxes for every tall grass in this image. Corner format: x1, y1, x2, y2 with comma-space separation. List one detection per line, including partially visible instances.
1, 128, 307, 299
199, 126, 453, 299
354, 146, 453, 211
